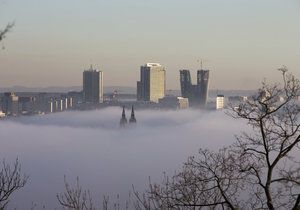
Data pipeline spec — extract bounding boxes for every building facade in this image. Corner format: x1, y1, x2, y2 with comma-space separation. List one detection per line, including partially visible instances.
197, 70, 210, 107
137, 63, 166, 103
83, 66, 103, 104
179, 70, 193, 99
2, 92, 19, 116
179, 69, 209, 108
216, 95, 225, 109
159, 96, 189, 109
177, 97, 189, 109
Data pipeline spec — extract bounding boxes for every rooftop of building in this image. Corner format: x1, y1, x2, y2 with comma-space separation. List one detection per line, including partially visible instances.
144, 63, 162, 67
84, 65, 102, 72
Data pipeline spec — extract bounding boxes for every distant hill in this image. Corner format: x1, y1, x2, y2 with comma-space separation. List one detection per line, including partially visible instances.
104, 86, 136, 94
0, 86, 82, 93
209, 89, 256, 97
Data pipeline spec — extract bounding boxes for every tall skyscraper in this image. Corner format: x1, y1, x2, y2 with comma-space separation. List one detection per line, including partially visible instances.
197, 70, 210, 107
179, 69, 210, 108
83, 66, 103, 104
180, 70, 193, 99
137, 63, 166, 103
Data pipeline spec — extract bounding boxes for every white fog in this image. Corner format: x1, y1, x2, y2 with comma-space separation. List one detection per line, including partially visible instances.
0, 108, 250, 209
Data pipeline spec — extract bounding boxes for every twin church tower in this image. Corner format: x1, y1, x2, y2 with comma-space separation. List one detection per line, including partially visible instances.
120, 106, 136, 127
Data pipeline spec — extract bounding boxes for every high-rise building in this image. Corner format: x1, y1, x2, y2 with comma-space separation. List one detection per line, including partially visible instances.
179, 70, 193, 99
197, 70, 210, 107
137, 63, 166, 103
83, 66, 103, 104
179, 69, 209, 108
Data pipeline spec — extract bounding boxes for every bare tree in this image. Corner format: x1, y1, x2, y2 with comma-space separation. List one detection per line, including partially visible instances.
230, 67, 300, 209
57, 176, 95, 210
57, 177, 131, 210
0, 158, 28, 210
0, 23, 14, 43
133, 148, 246, 210
134, 68, 300, 210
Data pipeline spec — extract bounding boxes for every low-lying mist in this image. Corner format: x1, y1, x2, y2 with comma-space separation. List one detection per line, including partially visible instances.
0, 107, 248, 209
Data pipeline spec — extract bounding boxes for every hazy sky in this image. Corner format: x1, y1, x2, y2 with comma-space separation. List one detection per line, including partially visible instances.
0, 0, 299, 89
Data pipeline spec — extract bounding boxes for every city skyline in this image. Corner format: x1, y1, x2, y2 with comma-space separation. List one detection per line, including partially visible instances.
1, 0, 299, 90
1, 1, 300, 209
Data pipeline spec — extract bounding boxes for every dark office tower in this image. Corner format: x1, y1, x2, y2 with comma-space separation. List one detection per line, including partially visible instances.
83, 66, 103, 104
137, 63, 166, 103
179, 70, 199, 106
180, 70, 193, 98
129, 106, 137, 123
197, 70, 210, 107
179, 69, 210, 108
120, 106, 128, 127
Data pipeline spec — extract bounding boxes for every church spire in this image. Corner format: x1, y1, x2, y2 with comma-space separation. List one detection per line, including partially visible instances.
119, 106, 128, 127
129, 105, 137, 123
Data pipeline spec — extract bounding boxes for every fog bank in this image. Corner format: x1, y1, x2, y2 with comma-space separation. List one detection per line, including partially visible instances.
0, 107, 248, 209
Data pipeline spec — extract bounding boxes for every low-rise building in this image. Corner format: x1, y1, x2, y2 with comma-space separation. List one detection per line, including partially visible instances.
159, 95, 189, 109
216, 95, 225, 109
2, 92, 19, 116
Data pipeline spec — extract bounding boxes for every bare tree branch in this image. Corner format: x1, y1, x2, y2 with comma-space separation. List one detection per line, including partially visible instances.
0, 22, 14, 43
0, 158, 28, 210
57, 176, 95, 210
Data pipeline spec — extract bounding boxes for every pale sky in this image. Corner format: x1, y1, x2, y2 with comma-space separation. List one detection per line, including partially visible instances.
0, 0, 299, 90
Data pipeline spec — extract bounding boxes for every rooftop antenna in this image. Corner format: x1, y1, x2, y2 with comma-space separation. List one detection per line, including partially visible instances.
197, 58, 212, 70
89, 58, 94, 70
197, 59, 203, 70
